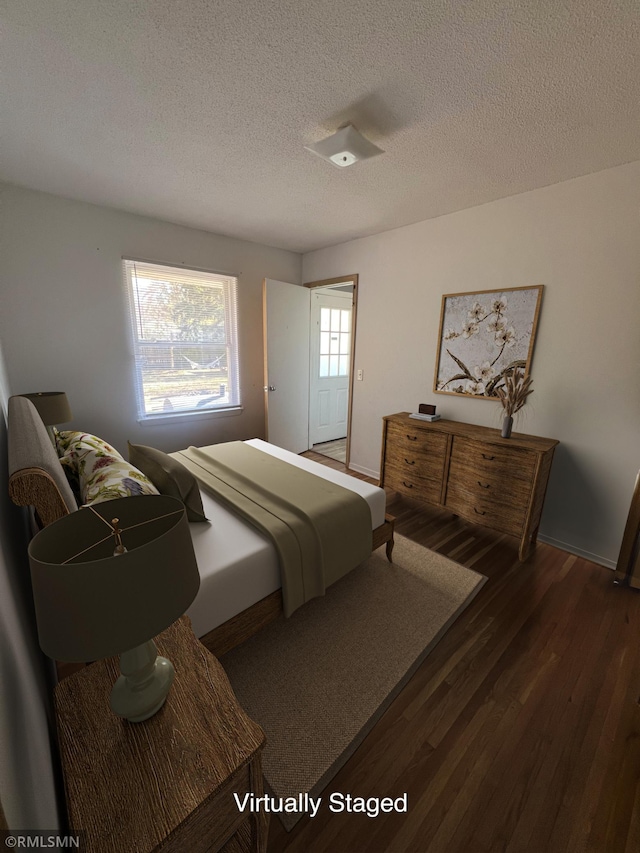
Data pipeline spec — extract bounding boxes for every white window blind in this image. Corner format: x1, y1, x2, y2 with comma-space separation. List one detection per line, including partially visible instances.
123, 259, 240, 419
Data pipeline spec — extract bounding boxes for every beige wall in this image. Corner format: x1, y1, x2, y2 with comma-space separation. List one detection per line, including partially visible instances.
0, 332, 60, 828
2, 168, 638, 568
0, 188, 300, 828
303, 161, 640, 567
0, 184, 301, 455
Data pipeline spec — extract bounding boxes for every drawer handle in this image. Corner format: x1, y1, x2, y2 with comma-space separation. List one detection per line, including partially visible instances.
478, 481, 490, 489
474, 507, 486, 515
405, 458, 415, 465
402, 481, 414, 489
482, 453, 495, 460
406, 434, 417, 441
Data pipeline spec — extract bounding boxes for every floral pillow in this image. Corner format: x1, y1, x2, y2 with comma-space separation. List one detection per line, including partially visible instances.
55, 429, 121, 460
56, 431, 159, 506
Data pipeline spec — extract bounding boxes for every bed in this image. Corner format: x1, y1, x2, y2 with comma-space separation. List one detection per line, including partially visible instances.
8, 395, 394, 656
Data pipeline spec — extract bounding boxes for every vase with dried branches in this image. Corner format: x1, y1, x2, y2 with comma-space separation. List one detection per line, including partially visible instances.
495, 368, 534, 438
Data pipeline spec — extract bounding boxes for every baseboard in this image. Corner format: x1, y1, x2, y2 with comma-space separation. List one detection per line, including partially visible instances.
537, 534, 616, 570
348, 462, 380, 480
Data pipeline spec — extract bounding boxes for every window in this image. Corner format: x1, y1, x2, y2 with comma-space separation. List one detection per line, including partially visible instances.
123, 259, 240, 419
319, 306, 350, 378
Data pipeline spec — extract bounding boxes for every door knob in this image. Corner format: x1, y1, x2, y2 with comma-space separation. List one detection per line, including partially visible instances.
269, 385, 277, 391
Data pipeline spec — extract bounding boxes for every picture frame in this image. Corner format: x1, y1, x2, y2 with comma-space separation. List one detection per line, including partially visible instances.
433, 285, 544, 400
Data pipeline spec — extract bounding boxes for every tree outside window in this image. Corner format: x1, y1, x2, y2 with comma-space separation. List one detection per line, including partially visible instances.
124, 259, 240, 418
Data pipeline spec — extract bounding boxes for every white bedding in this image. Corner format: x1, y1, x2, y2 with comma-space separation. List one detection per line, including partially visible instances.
186, 438, 385, 637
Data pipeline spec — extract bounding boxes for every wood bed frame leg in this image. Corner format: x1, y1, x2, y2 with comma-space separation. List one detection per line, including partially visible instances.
386, 535, 395, 563
371, 514, 395, 563
385, 515, 395, 562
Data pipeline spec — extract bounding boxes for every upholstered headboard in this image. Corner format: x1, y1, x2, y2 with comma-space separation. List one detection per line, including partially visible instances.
7, 395, 77, 526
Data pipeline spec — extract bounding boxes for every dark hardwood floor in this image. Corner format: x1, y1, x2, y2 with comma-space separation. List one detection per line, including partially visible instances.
267, 452, 640, 853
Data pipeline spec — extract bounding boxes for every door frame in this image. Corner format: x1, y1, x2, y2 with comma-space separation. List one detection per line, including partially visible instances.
304, 274, 358, 468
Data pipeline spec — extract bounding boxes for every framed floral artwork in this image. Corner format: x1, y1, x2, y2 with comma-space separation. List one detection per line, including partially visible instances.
433, 285, 544, 399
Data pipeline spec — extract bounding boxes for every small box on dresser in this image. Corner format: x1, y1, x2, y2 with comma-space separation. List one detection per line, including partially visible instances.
380, 413, 558, 561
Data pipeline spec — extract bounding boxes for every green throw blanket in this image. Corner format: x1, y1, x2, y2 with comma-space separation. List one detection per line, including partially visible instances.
172, 442, 372, 617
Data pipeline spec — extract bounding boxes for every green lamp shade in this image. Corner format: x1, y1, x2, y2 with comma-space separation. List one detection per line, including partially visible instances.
21, 391, 73, 426
28, 495, 200, 662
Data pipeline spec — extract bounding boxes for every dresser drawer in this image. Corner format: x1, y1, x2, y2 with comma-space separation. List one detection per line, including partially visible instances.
446, 436, 534, 535
449, 436, 536, 483
386, 422, 448, 457
385, 424, 447, 477
384, 463, 443, 504
383, 422, 447, 502
445, 479, 527, 536
447, 466, 535, 517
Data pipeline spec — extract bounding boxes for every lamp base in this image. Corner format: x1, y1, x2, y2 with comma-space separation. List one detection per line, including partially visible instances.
46, 425, 57, 448
110, 640, 175, 723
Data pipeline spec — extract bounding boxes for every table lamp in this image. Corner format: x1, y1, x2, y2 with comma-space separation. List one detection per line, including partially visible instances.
20, 391, 73, 445
28, 495, 200, 722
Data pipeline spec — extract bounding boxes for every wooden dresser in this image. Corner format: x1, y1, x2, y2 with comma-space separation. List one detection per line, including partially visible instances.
55, 616, 267, 853
380, 413, 558, 560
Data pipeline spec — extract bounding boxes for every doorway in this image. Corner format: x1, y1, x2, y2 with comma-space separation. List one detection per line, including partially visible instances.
262, 274, 358, 466
305, 275, 358, 467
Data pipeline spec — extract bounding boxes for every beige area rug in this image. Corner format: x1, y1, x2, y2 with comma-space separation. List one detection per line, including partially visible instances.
221, 535, 486, 830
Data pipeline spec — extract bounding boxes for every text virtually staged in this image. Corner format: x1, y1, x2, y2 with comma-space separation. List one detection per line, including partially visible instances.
234, 791, 409, 819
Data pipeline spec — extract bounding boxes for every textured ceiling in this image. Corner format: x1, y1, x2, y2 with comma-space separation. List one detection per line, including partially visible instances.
2, 0, 640, 253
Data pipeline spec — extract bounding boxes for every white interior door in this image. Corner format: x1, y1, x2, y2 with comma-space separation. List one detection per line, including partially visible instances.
263, 279, 310, 453
309, 290, 352, 445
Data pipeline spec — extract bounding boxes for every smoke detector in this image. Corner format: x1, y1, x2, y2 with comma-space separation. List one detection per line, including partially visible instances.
304, 124, 384, 168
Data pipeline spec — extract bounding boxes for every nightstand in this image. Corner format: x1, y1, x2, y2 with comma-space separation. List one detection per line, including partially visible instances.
54, 616, 267, 852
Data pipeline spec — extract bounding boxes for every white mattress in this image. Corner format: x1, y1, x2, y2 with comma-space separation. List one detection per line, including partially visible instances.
186, 439, 385, 637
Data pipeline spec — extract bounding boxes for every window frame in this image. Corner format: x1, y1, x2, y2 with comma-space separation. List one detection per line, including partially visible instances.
123, 258, 242, 422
